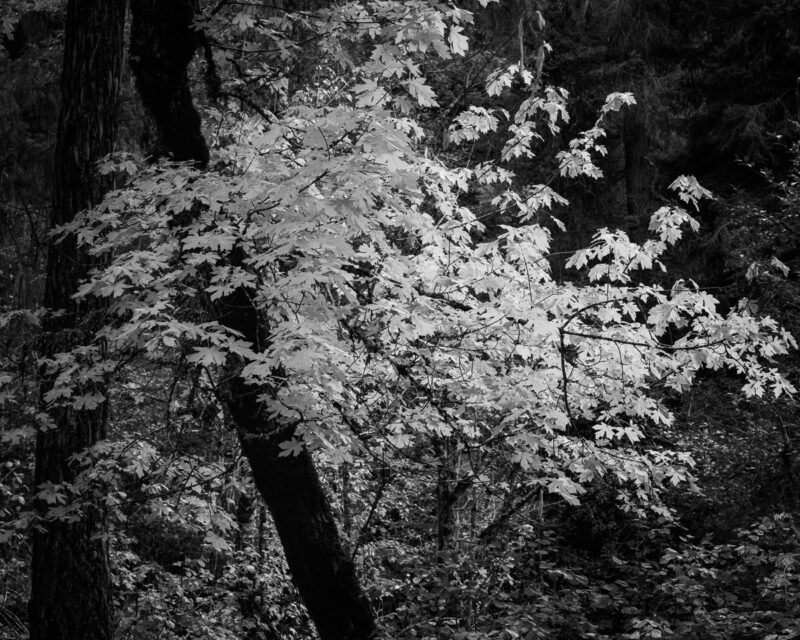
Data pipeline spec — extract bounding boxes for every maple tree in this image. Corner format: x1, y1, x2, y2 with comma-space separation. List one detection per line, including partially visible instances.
76, 0, 794, 584
72, 0, 792, 494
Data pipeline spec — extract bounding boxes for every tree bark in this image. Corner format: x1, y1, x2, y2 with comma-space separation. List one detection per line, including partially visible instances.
29, 0, 125, 639
214, 270, 377, 639
129, 0, 209, 166
128, 5, 378, 638
228, 371, 378, 640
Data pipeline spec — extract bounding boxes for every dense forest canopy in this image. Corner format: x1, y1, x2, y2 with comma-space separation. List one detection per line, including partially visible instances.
1, 1, 800, 639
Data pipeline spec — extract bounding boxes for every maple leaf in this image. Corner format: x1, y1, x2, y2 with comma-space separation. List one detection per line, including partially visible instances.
186, 346, 227, 367
601, 92, 636, 115
278, 438, 305, 457
448, 25, 468, 56
232, 12, 255, 31
405, 77, 438, 107
355, 78, 386, 107
205, 531, 232, 552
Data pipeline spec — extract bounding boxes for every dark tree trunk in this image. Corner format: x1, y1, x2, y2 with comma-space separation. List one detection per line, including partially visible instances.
29, 0, 126, 639
128, 6, 378, 639
216, 278, 377, 639
129, 0, 209, 166
228, 372, 378, 640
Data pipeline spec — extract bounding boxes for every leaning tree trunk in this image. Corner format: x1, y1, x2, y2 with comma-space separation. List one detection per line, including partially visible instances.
225, 341, 378, 640
129, 3, 378, 638
29, 1, 125, 639
129, 0, 209, 166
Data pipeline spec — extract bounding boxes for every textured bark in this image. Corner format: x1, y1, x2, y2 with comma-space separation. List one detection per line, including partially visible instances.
29, 0, 125, 639
129, 0, 209, 166
228, 368, 378, 640
129, 6, 378, 638
217, 281, 378, 640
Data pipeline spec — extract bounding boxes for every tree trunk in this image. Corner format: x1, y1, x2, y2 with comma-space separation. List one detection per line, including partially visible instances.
129, 0, 209, 166
128, 5, 378, 638
215, 276, 377, 639
229, 376, 378, 640
29, 0, 125, 638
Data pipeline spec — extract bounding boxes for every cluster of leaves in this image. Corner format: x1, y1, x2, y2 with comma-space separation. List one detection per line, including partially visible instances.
362, 511, 800, 640
68, 41, 793, 521
112, 538, 312, 640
